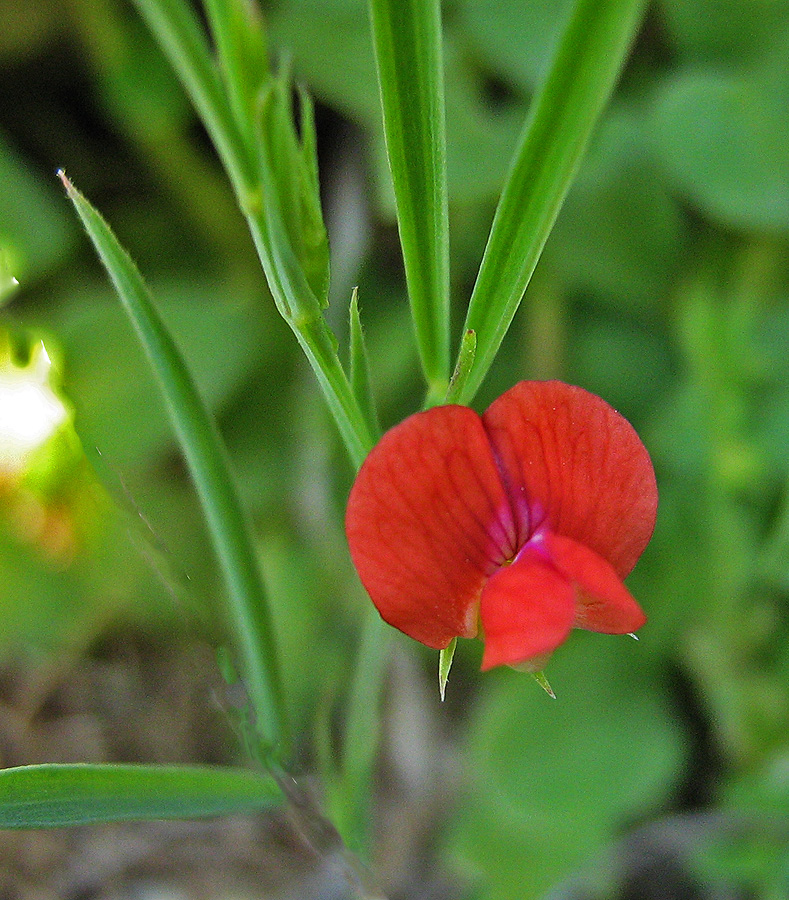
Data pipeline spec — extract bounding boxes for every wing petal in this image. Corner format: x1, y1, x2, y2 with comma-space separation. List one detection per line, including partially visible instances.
346, 406, 516, 649
546, 533, 647, 633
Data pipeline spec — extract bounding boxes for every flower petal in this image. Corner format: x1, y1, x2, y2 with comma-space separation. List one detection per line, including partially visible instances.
546, 532, 647, 634
482, 381, 657, 577
479, 551, 576, 670
346, 406, 517, 649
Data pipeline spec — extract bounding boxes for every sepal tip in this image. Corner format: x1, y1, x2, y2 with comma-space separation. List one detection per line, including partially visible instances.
531, 670, 556, 699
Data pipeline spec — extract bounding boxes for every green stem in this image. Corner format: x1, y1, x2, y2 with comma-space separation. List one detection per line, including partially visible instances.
335, 610, 391, 854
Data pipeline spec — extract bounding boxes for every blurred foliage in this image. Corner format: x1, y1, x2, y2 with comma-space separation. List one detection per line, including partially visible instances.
0, 0, 787, 898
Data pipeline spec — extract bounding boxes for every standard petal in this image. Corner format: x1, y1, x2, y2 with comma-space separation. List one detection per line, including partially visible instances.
479, 551, 576, 670
546, 532, 647, 634
346, 406, 517, 649
482, 381, 657, 577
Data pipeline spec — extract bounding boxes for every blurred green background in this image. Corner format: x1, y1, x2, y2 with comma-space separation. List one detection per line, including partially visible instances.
0, 1, 787, 898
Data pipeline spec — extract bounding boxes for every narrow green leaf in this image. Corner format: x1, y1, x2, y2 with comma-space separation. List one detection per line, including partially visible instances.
368, 0, 450, 396
296, 87, 322, 209
0, 764, 282, 828
349, 288, 380, 439
443, 329, 476, 405
438, 637, 457, 701
203, 0, 269, 152
458, 0, 646, 403
59, 171, 287, 759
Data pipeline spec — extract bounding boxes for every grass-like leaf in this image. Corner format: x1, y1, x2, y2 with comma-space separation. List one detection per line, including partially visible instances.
458, 0, 647, 403
59, 171, 287, 760
369, 0, 450, 399
0, 764, 282, 828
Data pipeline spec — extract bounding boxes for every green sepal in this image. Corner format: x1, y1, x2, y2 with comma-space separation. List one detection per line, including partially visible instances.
532, 670, 556, 699
438, 637, 457, 701
443, 329, 476, 405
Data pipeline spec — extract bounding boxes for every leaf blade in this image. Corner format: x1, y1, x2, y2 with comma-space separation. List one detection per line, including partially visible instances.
458, 0, 647, 403
368, 0, 450, 396
59, 171, 287, 760
0, 764, 282, 828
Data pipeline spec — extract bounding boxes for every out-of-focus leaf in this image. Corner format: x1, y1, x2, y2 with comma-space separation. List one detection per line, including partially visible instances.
441, 44, 524, 206
543, 107, 685, 309
257, 525, 359, 733
447, 637, 685, 900
0, 0, 61, 60
651, 64, 789, 233
688, 761, 789, 899
0, 246, 18, 305
41, 281, 269, 472
70, 0, 252, 267
0, 477, 185, 661
659, 0, 789, 65
0, 134, 77, 286
73, 0, 191, 137
456, 0, 573, 91
565, 313, 675, 421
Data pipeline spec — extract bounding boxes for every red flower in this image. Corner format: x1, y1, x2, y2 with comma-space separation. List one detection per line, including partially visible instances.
346, 381, 657, 671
